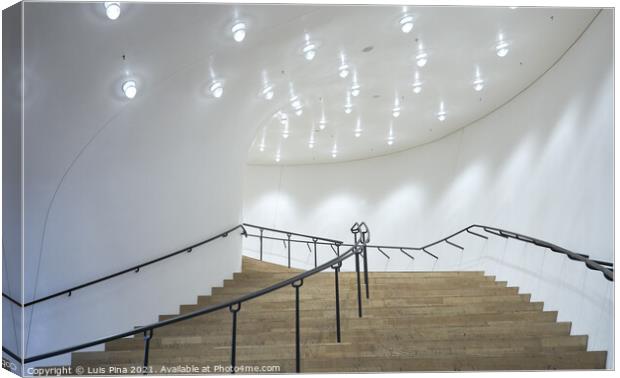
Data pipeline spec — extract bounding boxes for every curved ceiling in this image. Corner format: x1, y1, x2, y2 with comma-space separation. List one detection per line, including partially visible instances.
243, 6, 598, 165
23, 4, 598, 169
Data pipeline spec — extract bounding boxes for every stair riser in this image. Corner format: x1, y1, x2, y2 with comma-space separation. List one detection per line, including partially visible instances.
182, 294, 531, 314
106, 333, 586, 353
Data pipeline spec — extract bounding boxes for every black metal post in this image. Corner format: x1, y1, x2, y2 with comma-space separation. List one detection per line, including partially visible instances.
363, 243, 369, 299
332, 263, 342, 343
292, 280, 304, 373
354, 248, 363, 318
142, 329, 153, 375
259, 229, 264, 261
229, 303, 241, 373
336, 244, 340, 256
287, 234, 292, 269
313, 238, 318, 268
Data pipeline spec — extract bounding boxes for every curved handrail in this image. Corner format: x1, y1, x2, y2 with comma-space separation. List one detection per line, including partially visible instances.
341, 224, 613, 282
22, 245, 360, 364
2, 223, 343, 309
7, 221, 613, 367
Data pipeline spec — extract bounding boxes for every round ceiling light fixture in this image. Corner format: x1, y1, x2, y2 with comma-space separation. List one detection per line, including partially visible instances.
413, 82, 422, 94
351, 83, 361, 97
231, 22, 247, 42
415, 52, 428, 67
392, 106, 401, 118
261, 85, 274, 100
496, 41, 509, 57
209, 81, 223, 98
122, 80, 137, 99
339, 64, 350, 78
399, 15, 414, 33
300, 34, 320, 61
473, 78, 484, 91
104, 2, 121, 20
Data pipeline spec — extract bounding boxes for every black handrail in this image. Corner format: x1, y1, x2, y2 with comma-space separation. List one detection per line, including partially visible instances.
2, 223, 342, 309
10, 221, 612, 370
23, 231, 366, 366
336, 225, 612, 281
242, 223, 342, 244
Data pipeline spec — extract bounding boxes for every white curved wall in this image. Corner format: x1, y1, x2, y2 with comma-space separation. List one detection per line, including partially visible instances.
20, 3, 274, 367
243, 10, 613, 367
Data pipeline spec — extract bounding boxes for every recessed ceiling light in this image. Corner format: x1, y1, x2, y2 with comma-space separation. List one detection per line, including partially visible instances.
344, 104, 352, 114
209, 81, 223, 98
262, 85, 274, 100
308, 141, 315, 149
275, 153, 281, 163
473, 78, 484, 91
231, 22, 247, 42
399, 15, 414, 33
339, 64, 350, 78
496, 38, 509, 57
122, 80, 137, 99
282, 132, 289, 139
259, 144, 265, 152
319, 119, 326, 130
301, 34, 318, 61
412, 72, 422, 94
331, 145, 338, 158
303, 44, 316, 60
295, 108, 303, 116
392, 97, 401, 118
354, 119, 362, 137
351, 84, 361, 97
104, 2, 121, 20
416, 52, 428, 67
437, 102, 447, 121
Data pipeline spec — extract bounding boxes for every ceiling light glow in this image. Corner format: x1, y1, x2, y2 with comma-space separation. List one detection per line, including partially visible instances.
231, 22, 247, 42
399, 15, 414, 33
122, 80, 137, 99
351, 84, 361, 97
104, 2, 121, 20
416, 52, 428, 67
339, 64, 350, 78
473, 78, 484, 91
496, 41, 509, 57
262, 85, 274, 100
302, 44, 316, 61
209, 81, 223, 98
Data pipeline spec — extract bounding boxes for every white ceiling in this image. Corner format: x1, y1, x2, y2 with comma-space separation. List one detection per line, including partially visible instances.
22, 4, 598, 167
244, 6, 598, 165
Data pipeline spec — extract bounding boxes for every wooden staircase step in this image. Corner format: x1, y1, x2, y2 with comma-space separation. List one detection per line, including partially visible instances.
61, 256, 607, 372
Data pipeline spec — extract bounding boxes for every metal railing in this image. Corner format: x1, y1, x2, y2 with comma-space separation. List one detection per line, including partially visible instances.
3, 221, 612, 370
2, 223, 342, 308
14, 222, 371, 373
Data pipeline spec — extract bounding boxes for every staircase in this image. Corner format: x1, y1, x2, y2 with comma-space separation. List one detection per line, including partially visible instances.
70, 256, 607, 373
